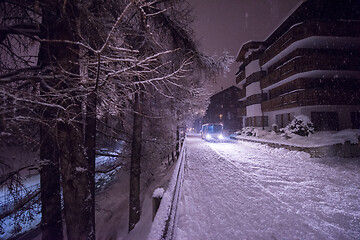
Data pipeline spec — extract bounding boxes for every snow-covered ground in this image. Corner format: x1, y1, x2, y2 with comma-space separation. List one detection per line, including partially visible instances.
174, 135, 360, 240
231, 128, 360, 148
0, 145, 123, 239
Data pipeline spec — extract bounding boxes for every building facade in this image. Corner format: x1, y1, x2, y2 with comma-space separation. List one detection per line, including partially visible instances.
203, 86, 244, 133
236, 0, 360, 131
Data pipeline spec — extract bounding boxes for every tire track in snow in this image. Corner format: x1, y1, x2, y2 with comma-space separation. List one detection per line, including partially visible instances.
174, 137, 328, 240
208, 141, 330, 238
208, 140, 360, 240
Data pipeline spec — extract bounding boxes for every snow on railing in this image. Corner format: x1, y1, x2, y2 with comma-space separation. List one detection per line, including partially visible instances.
147, 138, 187, 240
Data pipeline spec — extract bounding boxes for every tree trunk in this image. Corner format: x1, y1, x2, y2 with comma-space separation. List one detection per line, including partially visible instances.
39, 123, 63, 240
58, 118, 94, 240
37, 6, 64, 240
84, 91, 97, 237
56, 41, 95, 240
129, 91, 143, 232
40, 1, 95, 238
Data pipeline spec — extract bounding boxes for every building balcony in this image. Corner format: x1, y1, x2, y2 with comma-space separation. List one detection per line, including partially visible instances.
238, 87, 246, 100
237, 107, 246, 117
261, 52, 360, 90
262, 89, 360, 112
268, 77, 360, 100
236, 70, 245, 84
245, 93, 268, 107
260, 20, 360, 67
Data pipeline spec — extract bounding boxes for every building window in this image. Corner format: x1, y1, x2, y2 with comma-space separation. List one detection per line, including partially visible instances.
245, 116, 268, 127
276, 114, 283, 128
262, 116, 269, 127
254, 116, 268, 127
351, 112, 360, 129
311, 112, 339, 131
284, 113, 291, 127
276, 113, 290, 128
245, 117, 253, 127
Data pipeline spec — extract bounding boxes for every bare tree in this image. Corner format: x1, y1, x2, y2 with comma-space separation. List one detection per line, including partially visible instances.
0, 0, 231, 238
117, 0, 231, 231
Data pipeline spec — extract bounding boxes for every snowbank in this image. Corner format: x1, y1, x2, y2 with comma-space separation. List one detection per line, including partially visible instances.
174, 137, 360, 240
231, 129, 360, 148
147, 141, 186, 240
153, 188, 165, 198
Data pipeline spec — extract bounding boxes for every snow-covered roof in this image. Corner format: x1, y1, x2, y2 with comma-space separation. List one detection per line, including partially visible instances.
264, 0, 305, 47
235, 41, 263, 62
237, 0, 360, 66
262, 36, 360, 69
264, 0, 360, 47
235, 1, 305, 63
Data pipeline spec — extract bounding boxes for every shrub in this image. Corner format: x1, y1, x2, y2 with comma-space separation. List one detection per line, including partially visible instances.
242, 127, 255, 136
282, 115, 314, 136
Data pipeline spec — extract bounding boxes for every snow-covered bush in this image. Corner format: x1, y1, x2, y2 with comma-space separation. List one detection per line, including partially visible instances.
238, 127, 268, 137
272, 123, 279, 132
253, 129, 269, 137
152, 187, 165, 198
282, 115, 314, 137
235, 130, 242, 135
241, 127, 255, 136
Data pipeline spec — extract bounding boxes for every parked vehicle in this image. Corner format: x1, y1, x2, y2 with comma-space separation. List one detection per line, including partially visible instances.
201, 123, 224, 141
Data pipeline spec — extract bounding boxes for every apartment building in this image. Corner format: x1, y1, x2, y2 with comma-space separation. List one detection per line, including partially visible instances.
235, 0, 360, 131
203, 86, 244, 132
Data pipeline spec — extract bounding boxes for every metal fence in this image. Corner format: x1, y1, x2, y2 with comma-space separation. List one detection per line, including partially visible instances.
148, 138, 187, 240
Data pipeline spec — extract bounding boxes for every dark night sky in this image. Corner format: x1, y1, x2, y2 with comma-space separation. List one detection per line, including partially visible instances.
189, 0, 303, 92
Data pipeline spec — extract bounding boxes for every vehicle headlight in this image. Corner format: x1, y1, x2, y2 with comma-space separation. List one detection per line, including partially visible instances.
218, 134, 224, 140
206, 134, 211, 140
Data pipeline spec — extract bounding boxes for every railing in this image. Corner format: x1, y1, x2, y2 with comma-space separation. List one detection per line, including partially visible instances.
148, 138, 187, 240
262, 89, 360, 112
245, 93, 267, 107
238, 87, 246, 100
236, 70, 245, 84
261, 53, 360, 89
260, 20, 360, 66
237, 107, 246, 117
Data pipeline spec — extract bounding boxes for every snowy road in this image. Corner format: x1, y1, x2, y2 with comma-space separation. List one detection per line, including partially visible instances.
174, 135, 360, 240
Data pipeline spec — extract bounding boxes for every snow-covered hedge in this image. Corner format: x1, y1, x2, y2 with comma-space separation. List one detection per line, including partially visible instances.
240, 127, 255, 136
281, 115, 314, 137
237, 127, 268, 137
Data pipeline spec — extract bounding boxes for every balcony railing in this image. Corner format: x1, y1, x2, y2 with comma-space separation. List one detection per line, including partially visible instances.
245, 93, 268, 107
262, 89, 360, 112
237, 107, 246, 117
261, 53, 360, 89
238, 87, 246, 100
260, 20, 360, 66
236, 70, 245, 84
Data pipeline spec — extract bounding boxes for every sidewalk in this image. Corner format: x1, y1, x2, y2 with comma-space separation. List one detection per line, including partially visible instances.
173, 137, 360, 240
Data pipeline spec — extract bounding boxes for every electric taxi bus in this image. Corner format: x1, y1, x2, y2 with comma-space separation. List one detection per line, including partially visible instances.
201, 123, 224, 141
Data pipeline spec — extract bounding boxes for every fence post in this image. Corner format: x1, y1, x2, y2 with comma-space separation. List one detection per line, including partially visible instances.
152, 188, 165, 221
